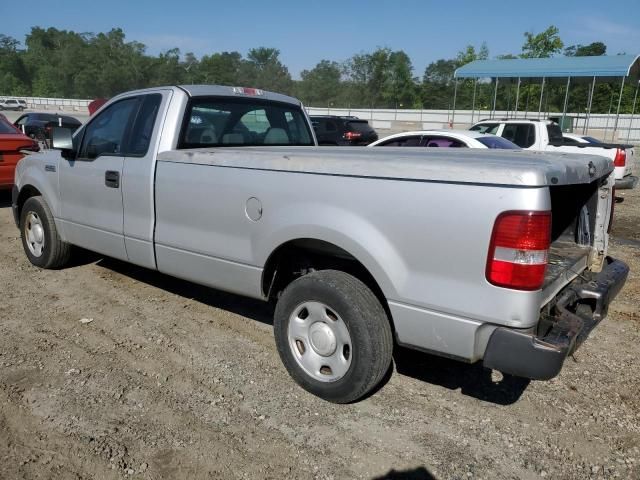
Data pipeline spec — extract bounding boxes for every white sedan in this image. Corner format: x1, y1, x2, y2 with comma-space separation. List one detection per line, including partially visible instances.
368, 129, 520, 149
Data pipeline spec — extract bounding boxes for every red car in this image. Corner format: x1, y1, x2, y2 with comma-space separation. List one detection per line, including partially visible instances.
0, 114, 39, 190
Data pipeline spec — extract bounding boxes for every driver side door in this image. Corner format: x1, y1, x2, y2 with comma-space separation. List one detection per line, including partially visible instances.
58, 97, 139, 260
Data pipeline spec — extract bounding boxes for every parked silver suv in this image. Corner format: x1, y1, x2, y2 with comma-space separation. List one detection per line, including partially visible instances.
0, 98, 26, 111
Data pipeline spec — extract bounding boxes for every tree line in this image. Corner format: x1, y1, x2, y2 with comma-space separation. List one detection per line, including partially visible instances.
0, 26, 637, 113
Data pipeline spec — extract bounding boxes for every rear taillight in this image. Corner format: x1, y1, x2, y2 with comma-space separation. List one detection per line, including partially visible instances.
343, 131, 362, 141
614, 148, 626, 167
486, 211, 552, 291
608, 186, 616, 234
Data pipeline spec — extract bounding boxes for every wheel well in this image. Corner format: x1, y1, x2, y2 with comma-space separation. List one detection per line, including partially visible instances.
262, 239, 394, 328
16, 185, 42, 221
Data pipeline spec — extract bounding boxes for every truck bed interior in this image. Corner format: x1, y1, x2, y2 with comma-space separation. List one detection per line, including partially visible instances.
543, 180, 602, 291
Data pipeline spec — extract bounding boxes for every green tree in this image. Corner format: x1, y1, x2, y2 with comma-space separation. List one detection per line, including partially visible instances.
521, 25, 564, 58
242, 47, 293, 94
421, 43, 489, 109
296, 60, 343, 106
198, 51, 243, 85
383, 51, 417, 108
0, 35, 29, 95
564, 41, 606, 57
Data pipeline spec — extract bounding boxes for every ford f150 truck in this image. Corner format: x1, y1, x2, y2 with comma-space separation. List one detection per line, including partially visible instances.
12, 85, 629, 403
470, 119, 638, 190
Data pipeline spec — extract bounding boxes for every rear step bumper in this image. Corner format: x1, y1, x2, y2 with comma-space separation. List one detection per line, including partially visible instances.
483, 257, 629, 380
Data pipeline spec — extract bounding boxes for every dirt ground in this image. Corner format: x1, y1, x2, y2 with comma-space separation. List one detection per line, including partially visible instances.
0, 175, 639, 480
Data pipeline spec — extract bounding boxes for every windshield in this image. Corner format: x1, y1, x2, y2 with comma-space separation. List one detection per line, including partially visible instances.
583, 136, 601, 144
476, 136, 520, 149
181, 97, 314, 147
0, 119, 19, 134
470, 123, 499, 134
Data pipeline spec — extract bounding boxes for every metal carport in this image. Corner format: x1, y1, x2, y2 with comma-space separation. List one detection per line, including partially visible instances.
453, 54, 640, 139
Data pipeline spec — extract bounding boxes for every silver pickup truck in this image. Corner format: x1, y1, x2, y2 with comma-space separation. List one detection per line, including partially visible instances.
11, 85, 629, 403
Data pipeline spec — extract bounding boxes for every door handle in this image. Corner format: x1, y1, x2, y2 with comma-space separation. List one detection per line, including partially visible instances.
105, 170, 120, 188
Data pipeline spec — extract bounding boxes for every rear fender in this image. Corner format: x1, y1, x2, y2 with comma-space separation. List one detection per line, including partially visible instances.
257, 204, 407, 299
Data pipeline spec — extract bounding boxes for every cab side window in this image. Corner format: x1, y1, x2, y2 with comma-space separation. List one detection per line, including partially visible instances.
502, 124, 535, 148
79, 98, 138, 160
128, 94, 162, 156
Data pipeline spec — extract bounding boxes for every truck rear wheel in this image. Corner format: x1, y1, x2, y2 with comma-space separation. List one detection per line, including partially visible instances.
20, 196, 71, 269
274, 270, 393, 403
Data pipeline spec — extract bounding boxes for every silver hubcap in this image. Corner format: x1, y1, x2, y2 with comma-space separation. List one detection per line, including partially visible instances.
288, 301, 352, 382
25, 212, 45, 257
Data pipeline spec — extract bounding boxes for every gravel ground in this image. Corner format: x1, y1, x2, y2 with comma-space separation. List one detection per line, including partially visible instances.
0, 179, 639, 480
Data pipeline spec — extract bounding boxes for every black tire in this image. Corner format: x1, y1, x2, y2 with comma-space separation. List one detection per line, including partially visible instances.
20, 196, 71, 269
274, 269, 393, 403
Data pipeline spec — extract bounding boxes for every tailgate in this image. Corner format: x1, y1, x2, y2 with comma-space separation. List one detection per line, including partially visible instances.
541, 176, 613, 305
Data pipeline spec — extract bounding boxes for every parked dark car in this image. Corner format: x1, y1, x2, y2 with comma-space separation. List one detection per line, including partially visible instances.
310, 115, 378, 145
13, 113, 81, 141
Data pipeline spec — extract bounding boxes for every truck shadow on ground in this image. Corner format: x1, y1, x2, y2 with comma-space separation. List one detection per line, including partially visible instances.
393, 346, 530, 405
96, 256, 274, 326
95, 255, 529, 405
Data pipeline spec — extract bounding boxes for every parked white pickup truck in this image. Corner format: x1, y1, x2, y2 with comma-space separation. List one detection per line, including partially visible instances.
471, 119, 638, 189
12, 85, 629, 403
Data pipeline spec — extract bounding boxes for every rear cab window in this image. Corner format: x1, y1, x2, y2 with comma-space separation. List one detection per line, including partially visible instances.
180, 97, 314, 147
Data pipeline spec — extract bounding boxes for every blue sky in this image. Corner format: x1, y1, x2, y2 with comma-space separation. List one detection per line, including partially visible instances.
2, 0, 639, 78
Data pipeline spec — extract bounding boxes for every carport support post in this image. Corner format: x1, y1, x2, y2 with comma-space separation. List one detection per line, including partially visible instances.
491, 77, 499, 119
626, 80, 639, 143
451, 77, 459, 127
561, 77, 571, 131
514, 77, 521, 118
538, 77, 546, 118
612, 76, 626, 141
470, 78, 478, 124
584, 77, 596, 134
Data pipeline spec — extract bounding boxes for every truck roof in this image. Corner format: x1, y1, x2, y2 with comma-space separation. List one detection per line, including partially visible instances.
158, 147, 613, 187
106, 85, 304, 108
179, 85, 302, 106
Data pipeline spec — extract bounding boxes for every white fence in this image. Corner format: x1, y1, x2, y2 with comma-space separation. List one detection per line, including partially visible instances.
0, 96, 91, 111
2, 96, 637, 143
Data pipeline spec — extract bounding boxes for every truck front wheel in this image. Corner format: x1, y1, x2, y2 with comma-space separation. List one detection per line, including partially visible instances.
274, 270, 393, 403
20, 196, 71, 269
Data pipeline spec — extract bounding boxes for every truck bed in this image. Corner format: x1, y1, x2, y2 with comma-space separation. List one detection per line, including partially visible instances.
158, 147, 613, 187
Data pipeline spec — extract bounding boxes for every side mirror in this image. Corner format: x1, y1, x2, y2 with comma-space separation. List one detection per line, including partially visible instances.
52, 127, 75, 157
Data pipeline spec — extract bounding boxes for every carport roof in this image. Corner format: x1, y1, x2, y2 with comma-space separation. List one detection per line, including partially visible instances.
454, 54, 640, 79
